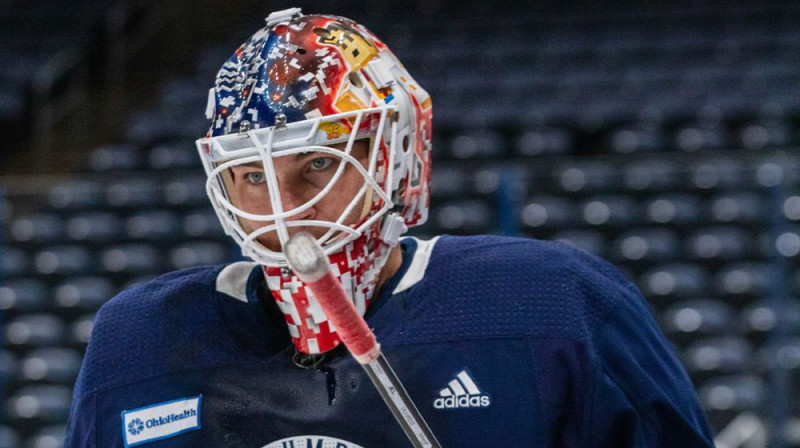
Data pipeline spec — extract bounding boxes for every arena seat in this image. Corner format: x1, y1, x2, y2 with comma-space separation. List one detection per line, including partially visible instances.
52, 276, 115, 311
554, 162, 617, 193
69, 313, 96, 347
709, 191, 767, 224
697, 374, 766, 413
168, 242, 229, 270
741, 298, 800, 335
757, 338, 800, 372
662, 299, 738, 337
163, 174, 209, 208
5, 384, 72, 422
47, 180, 104, 211
182, 209, 226, 239
86, 144, 142, 172
126, 109, 203, 145
737, 119, 793, 150
158, 78, 207, 115
605, 124, 667, 154
578, 195, 639, 228
446, 129, 507, 160
147, 142, 199, 170
9, 213, 65, 245
520, 195, 576, 230
622, 159, 684, 192
23, 424, 68, 448
430, 166, 472, 199
100, 243, 163, 274
0, 426, 20, 448
611, 228, 682, 262
551, 229, 609, 258
124, 209, 183, 241
643, 193, 704, 226
689, 158, 748, 190
0, 350, 17, 387
783, 193, 800, 222
0, 246, 31, 279
754, 158, 800, 188
33, 246, 93, 276
685, 226, 755, 260
514, 126, 575, 156
4, 315, 67, 348
19, 348, 82, 385
470, 165, 515, 198
429, 200, 494, 234
793, 270, 800, 297
639, 263, 709, 299
64, 212, 123, 243
673, 121, 730, 153
0, 279, 48, 313
713, 262, 770, 298
104, 177, 163, 209
683, 336, 754, 376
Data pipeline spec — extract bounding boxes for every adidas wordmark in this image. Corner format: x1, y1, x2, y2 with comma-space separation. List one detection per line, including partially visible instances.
433, 370, 491, 409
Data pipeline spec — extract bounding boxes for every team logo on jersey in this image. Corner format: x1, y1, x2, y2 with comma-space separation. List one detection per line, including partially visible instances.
433, 370, 491, 410
121, 395, 202, 447
261, 436, 364, 448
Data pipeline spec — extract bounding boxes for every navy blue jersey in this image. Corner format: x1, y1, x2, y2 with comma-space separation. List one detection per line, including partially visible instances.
65, 235, 714, 447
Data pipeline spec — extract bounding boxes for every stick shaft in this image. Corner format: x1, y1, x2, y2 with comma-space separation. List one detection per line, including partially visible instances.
363, 355, 442, 448
284, 233, 440, 447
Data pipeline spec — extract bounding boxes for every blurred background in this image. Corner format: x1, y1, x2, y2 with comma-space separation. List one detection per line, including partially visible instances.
1, 0, 799, 446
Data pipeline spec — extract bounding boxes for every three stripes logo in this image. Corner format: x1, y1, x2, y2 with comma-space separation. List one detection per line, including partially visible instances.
433, 370, 491, 410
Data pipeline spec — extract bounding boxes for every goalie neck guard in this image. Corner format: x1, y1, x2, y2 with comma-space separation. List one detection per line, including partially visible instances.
196, 8, 432, 354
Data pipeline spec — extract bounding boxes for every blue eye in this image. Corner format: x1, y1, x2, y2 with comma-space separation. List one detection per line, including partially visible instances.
309, 157, 334, 171
245, 172, 266, 184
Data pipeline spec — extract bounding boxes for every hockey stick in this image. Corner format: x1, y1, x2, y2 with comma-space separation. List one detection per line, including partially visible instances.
284, 232, 441, 448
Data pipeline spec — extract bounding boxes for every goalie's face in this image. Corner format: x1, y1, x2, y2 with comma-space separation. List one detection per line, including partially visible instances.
221, 139, 372, 253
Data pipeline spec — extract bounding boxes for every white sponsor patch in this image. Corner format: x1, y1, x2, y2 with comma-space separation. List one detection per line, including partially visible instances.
262, 435, 364, 448
121, 395, 202, 447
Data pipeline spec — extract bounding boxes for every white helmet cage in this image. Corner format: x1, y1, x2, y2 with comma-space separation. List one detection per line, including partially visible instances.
197, 106, 402, 266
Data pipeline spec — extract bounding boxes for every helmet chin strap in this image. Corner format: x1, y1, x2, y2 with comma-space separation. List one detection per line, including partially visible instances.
262, 229, 392, 355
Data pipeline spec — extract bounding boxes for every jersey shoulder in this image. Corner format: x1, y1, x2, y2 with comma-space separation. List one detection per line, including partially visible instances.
74, 264, 246, 398
378, 235, 643, 344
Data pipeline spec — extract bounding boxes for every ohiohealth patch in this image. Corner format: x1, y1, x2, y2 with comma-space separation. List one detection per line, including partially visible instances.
121, 395, 202, 447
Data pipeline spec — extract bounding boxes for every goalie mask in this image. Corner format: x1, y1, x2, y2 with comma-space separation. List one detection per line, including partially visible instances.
196, 8, 432, 354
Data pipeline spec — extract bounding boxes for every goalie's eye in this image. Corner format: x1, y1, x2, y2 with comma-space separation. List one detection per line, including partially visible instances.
245, 171, 266, 184
309, 157, 334, 171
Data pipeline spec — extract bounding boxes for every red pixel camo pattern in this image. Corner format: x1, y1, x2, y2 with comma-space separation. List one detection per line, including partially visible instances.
262, 231, 390, 354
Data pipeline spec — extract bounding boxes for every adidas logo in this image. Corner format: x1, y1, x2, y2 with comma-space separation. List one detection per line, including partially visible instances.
433, 370, 491, 410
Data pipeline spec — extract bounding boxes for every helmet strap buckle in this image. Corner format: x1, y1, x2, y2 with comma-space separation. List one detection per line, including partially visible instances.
379, 213, 408, 247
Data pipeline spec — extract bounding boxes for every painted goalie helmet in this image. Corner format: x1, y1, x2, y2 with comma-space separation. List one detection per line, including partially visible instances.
196, 8, 432, 355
